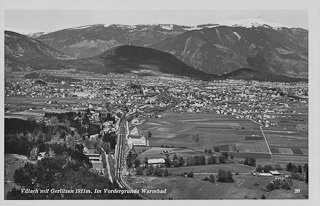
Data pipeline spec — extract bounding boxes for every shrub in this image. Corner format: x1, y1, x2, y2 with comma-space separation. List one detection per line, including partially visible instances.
187, 171, 194, 178
203, 177, 210, 181
256, 164, 263, 172
136, 167, 143, 175
214, 147, 220, 152
218, 155, 226, 164
244, 157, 256, 166
266, 181, 276, 191
209, 174, 215, 183
275, 164, 283, 171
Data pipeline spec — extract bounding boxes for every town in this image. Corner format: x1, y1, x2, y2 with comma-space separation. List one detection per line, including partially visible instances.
5, 71, 308, 199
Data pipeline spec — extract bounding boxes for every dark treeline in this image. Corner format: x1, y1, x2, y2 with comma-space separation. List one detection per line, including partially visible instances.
8, 143, 140, 199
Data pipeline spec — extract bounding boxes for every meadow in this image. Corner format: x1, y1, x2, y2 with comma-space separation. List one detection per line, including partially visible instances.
137, 112, 270, 160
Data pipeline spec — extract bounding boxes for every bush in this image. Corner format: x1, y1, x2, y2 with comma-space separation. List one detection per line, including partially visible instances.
218, 155, 226, 164
164, 169, 169, 177
263, 165, 274, 173
275, 164, 283, 171
133, 158, 141, 168
244, 157, 256, 166
187, 171, 194, 178
209, 174, 215, 183
266, 181, 276, 191
213, 147, 220, 152
203, 177, 210, 181
136, 167, 143, 175
256, 164, 263, 172
173, 159, 179, 167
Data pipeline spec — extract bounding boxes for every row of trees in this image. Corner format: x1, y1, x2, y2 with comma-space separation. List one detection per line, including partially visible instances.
136, 166, 170, 177
131, 152, 231, 170
266, 178, 293, 191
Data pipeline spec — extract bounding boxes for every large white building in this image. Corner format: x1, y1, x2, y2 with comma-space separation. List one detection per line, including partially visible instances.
127, 135, 149, 149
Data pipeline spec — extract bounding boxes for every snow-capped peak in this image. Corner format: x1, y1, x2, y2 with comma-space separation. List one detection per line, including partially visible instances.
5, 28, 49, 37
69, 25, 94, 30
160, 24, 174, 30
217, 18, 293, 29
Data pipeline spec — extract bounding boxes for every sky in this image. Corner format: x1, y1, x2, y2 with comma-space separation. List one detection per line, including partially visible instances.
2, 0, 311, 32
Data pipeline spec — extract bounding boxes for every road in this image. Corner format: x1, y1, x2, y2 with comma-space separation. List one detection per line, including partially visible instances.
114, 115, 148, 199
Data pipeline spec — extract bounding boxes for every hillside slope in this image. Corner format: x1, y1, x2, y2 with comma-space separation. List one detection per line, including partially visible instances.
5, 31, 71, 72
151, 26, 308, 78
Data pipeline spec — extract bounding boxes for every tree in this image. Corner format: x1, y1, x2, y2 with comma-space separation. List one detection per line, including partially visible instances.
187, 171, 194, 178
263, 165, 274, 173
298, 165, 303, 174
144, 156, 149, 168
127, 161, 133, 168
256, 165, 263, 173
204, 149, 208, 153
291, 164, 298, 173
173, 159, 179, 167
281, 179, 292, 190
222, 152, 229, 160
200, 155, 206, 165
274, 164, 283, 171
226, 171, 234, 183
213, 147, 220, 152
218, 155, 226, 164
208, 149, 212, 154
244, 157, 256, 166
209, 174, 215, 183
286, 162, 293, 172
164, 156, 171, 167
146, 166, 154, 176
230, 154, 234, 159
173, 154, 178, 161
217, 169, 227, 182
136, 167, 143, 175
266, 181, 276, 191
133, 159, 141, 168
164, 169, 169, 177
178, 156, 185, 167
147, 130, 152, 138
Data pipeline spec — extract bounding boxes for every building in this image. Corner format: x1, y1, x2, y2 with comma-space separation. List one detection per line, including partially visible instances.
269, 171, 280, 176
127, 135, 149, 149
83, 147, 104, 173
257, 173, 273, 177
147, 158, 165, 167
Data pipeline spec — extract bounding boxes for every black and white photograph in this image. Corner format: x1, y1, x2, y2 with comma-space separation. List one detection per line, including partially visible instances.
1, 0, 319, 203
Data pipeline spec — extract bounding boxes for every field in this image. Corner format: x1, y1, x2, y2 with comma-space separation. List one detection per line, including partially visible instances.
126, 173, 308, 199
137, 112, 270, 159
165, 162, 254, 174
5, 95, 107, 120
263, 113, 308, 164
134, 146, 212, 162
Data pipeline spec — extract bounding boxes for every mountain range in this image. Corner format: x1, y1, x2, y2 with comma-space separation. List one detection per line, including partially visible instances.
34, 22, 308, 78
5, 20, 308, 82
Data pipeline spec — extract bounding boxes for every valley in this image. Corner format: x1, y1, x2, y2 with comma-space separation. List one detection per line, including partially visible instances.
4, 19, 309, 200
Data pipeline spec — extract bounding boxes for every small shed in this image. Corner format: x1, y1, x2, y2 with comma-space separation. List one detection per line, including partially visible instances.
270, 171, 280, 176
